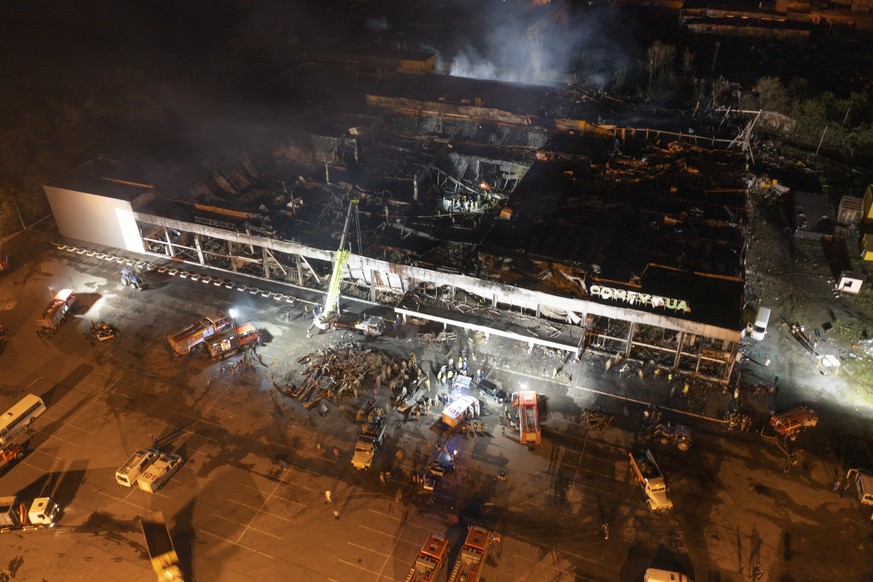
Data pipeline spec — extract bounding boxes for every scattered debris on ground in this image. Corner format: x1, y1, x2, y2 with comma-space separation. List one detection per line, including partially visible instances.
274, 342, 428, 412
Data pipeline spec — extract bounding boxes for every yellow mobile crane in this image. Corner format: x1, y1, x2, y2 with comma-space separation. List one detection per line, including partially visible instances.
314, 200, 357, 331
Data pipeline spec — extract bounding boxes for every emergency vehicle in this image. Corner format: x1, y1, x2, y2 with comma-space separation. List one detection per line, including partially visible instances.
204, 322, 260, 359
448, 526, 497, 582
167, 312, 232, 356
404, 533, 449, 582
36, 288, 78, 335
513, 390, 541, 446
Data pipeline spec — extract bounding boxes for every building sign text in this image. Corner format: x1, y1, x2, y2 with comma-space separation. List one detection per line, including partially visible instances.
589, 285, 690, 313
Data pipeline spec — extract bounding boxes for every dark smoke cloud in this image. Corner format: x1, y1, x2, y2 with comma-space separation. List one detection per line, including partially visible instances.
366, 16, 393, 33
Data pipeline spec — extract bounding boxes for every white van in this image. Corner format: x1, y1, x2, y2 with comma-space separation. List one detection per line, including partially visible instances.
750, 307, 771, 341
644, 568, 692, 582
116, 449, 160, 487
136, 453, 184, 494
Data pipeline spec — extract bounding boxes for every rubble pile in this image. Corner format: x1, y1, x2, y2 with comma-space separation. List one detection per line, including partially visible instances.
276, 342, 428, 411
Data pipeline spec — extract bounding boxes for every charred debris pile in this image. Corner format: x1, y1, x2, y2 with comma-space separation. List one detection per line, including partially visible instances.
276, 342, 429, 413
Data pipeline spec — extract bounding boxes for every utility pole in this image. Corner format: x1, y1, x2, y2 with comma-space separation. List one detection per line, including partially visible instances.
815, 124, 829, 156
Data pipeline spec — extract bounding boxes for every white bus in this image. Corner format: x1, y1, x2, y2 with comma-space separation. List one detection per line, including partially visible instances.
0, 394, 47, 446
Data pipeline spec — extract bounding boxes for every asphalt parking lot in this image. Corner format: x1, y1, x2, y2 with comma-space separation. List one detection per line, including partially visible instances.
1, 229, 872, 581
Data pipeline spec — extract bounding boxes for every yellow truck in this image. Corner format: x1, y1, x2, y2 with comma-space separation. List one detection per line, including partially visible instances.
141, 512, 185, 581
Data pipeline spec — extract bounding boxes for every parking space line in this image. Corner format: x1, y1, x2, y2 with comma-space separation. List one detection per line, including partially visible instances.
235, 466, 290, 544
93, 488, 146, 512
211, 513, 284, 540
227, 498, 294, 522
59, 422, 96, 435
180, 428, 219, 444
238, 481, 306, 505
338, 559, 387, 578
508, 544, 599, 570
199, 528, 276, 559
348, 541, 390, 558
44, 433, 81, 447
367, 508, 402, 522
357, 524, 393, 538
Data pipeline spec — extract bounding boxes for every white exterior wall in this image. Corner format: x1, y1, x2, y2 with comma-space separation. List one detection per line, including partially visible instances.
44, 186, 145, 253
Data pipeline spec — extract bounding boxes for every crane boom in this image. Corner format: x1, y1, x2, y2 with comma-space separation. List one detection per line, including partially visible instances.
319, 200, 358, 322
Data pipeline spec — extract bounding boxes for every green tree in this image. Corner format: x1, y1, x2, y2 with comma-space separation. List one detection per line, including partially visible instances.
752, 77, 789, 112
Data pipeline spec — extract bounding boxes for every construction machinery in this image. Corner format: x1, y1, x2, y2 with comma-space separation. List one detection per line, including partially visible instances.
167, 311, 232, 356
404, 533, 449, 582
629, 449, 673, 512
0, 495, 61, 532
314, 199, 357, 332
120, 267, 146, 290
645, 421, 693, 451
141, 512, 185, 581
36, 288, 78, 335
90, 320, 117, 342
448, 526, 498, 582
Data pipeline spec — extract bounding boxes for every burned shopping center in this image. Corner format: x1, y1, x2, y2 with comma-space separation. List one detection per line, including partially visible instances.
43, 59, 748, 383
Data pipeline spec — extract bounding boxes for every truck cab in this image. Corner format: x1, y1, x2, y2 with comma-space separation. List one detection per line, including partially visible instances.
0, 495, 60, 531
29, 497, 61, 526
848, 469, 873, 506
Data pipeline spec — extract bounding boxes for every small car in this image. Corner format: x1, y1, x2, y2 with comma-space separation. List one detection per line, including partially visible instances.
477, 379, 507, 403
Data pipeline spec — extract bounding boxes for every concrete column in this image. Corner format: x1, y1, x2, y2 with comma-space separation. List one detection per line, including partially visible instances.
296, 254, 305, 285
625, 322, 635, 358
193, 234, 205, 265
227, 240, 237, 271
672, 332, 685, 370
369, 269, 376, 302
262, 247, 271, 280
164, 228, 175, 258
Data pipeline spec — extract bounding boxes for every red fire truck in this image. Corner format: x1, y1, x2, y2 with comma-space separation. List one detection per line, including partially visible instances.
404, 534, 449, 582
513, 390, 541, 446
204, 322, 261, 359
448, 526, 497, 582
36, 289, 78, 335
167, 311, 232, 356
